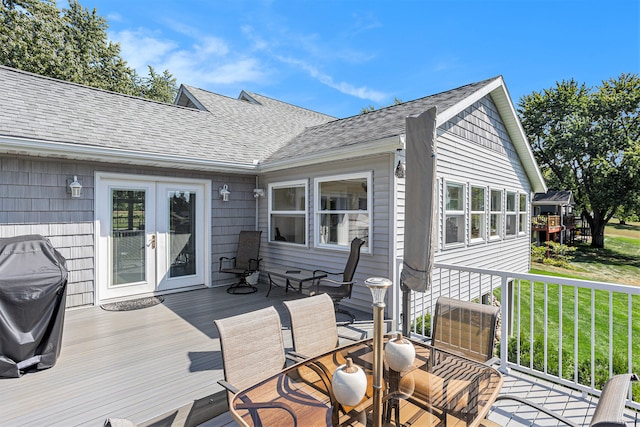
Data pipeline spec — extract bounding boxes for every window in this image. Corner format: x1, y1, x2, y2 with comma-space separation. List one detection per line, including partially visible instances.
316, 172, 370, 251
519, 193, 528, 234
490, 189, 502, 239
470, 186, 486, 241
506, 191, 517, 236
269, 181, 307, 245
445, 182, 465, 244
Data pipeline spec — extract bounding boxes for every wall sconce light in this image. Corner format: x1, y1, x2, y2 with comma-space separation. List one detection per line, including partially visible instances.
68, 176, 82, 198
253, 188, 265, 198
219, 184, 230, 202
395, 160, 406, 179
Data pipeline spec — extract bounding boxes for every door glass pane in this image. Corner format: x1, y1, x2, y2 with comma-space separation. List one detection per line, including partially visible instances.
111, 190, 146, 286
169, 190, 196, 278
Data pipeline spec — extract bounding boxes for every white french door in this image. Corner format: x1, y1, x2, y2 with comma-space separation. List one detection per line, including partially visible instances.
96, 173, 210, 301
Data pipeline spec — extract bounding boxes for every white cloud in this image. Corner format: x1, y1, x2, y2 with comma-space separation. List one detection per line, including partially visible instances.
107, 28, 266, 87
109, 29, 178, 71
278, 56, 387, 103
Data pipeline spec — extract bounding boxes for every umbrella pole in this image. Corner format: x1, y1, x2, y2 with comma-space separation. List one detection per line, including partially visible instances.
401, 282, 411, 336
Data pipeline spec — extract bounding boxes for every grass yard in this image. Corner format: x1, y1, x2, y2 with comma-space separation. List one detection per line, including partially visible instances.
515, 219, 640, 390
532, 219, 640, 286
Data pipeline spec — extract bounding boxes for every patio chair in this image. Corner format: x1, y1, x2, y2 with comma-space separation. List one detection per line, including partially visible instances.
283, 293, 372, 420
213, 306, 298, 425
219, 230, 262, 294
309, 237, 365, 323
431, 296, 500, 365
283, 293, 358, 359
483, 373, 639, 427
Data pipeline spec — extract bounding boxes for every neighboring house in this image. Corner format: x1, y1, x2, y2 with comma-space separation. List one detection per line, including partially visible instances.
0, 65, 545, 315
531, 190, 577, 244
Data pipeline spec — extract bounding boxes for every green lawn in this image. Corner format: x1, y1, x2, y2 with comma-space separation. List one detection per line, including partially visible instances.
515, 220, 640, 390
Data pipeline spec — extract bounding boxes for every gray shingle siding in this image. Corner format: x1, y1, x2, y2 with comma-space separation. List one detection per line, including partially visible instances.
0, 155, 259, 308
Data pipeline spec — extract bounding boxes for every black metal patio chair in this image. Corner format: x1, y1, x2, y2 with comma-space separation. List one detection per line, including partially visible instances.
219, 230, 262, 294
309, 237, 365, 323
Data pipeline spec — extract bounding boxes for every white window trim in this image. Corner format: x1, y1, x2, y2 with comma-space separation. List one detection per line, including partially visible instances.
314, 171, 372, 253
518, 192, 529, 235
489, 188, 503, 241
268, 179, 308, 246
444, 180, 466, 248
469, 185, 487, 244
505, 190, 518, 239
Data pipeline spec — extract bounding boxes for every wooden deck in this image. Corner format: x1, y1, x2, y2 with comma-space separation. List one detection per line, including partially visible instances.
1, 285, 369, 426
2, 286, 637, 427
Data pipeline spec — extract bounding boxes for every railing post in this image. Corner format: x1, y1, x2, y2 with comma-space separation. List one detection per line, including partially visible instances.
499, 274, 510, 374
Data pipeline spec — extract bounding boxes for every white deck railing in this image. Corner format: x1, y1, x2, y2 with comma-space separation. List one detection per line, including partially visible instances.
404, 262, 640, 410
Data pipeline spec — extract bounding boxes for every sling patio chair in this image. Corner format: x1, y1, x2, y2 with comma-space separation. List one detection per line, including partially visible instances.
283, 293, 360, 360
219, 230, 262, 294
431, 296, 500, 365
309, 237, 365, 323
283, 293, 372, 420
483, 373, 639, 427
214, 306, 298, 426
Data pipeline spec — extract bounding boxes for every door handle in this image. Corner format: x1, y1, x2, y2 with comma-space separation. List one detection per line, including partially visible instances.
149, 234, 156, 249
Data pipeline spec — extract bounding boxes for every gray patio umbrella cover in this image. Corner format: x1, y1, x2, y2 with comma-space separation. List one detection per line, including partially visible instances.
401, 107, 438, 293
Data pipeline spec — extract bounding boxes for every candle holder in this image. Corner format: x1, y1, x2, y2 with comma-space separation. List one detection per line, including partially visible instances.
364, 277, 392, 427
332, 358, 367, 407
384, 332, 415, 373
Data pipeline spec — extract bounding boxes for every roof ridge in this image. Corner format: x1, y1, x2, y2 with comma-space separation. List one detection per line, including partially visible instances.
241, 90, 337, 119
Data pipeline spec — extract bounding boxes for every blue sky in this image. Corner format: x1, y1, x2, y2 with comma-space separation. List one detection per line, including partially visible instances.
83, 0, 639, 118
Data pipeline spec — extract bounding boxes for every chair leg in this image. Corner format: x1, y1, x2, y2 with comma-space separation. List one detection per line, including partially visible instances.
227, 277, 257, 294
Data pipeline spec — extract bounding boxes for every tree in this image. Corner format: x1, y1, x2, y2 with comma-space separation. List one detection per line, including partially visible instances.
519, 74, 640, 248
0, 0, 177, 102
134, 66, 178, 104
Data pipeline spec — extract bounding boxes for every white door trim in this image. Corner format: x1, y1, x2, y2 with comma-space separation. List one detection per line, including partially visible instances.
95, 172, 211, 304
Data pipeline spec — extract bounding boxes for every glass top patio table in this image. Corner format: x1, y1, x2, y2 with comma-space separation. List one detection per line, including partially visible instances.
230, 337, 503, 427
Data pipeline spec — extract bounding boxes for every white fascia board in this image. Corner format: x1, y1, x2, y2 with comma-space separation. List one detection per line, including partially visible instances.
0, 136, 257, 174
435, 77, 504, 127
259, 135, 403, 173
489, 84, 547, 193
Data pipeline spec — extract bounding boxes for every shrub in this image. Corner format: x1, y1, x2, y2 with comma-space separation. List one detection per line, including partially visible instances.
531, 243, 546, 263
411, 313, 431, 336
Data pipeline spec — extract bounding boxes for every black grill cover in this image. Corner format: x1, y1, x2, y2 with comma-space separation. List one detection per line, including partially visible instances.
0, 235, 68, 378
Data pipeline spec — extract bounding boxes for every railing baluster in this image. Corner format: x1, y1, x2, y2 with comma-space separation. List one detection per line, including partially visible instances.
559, 285, 563, 379
544, 281, 548, 374
574, 286, 578, 384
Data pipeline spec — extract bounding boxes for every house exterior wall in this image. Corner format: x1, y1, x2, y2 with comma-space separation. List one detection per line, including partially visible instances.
396, 95, 532, 306
258, 153, 395, 314
0, 154, 258, 309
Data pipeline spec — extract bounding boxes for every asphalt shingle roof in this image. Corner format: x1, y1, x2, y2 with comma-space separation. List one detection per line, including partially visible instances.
532, 190, 574, 204
0, 66, 334, 165
0, 65, 500, 169
267, 77, 500, 161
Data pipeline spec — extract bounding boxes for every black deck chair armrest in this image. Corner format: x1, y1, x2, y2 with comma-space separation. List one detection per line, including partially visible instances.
316, 277, 355, 287
237, 396, 299, 427
218, 379, 239, 394
313, 269, 344, 277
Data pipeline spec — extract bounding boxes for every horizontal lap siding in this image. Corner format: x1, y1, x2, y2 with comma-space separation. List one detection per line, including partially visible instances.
0, 154, 259, 308
432, 95, 532, 298
259, 154, 392, 314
